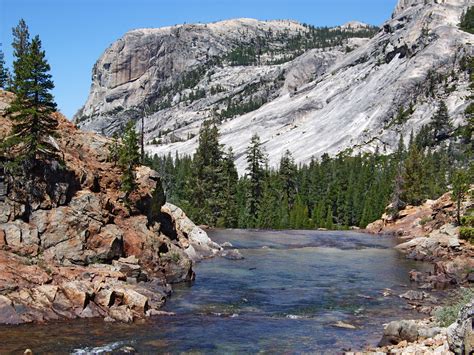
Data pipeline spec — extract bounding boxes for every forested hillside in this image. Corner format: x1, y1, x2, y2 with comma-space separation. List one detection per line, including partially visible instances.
147, 61, 473, 229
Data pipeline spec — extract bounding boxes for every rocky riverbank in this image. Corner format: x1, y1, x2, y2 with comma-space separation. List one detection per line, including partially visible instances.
0, 90, 222, 324
363, 191, 474, 353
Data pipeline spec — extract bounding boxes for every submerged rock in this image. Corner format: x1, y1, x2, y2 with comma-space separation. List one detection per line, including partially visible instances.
332, 321, 357, 330
220, 249, 245, 260
399, 290, 426, 301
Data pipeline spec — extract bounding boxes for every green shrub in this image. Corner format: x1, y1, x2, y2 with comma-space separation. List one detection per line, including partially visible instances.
461, 215, 474, 227
420, 216, 432, 226
435, 288, 474, 327
459, 226, 474, 242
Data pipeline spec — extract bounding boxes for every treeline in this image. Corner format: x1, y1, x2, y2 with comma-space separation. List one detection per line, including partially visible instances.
147, 99, 473, 230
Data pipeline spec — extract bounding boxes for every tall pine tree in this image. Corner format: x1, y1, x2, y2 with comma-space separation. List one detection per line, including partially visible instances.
188, 120, 225, 225
279, 149, 297, 212
245, 134, 267, 227
11, 19, 30, 92
0, 46, 10, 89
119, 121, 140, 198
431, 101, 452, 142
401, 135, 425, 205
220, 147, 239, 228
8, 31, 58, 161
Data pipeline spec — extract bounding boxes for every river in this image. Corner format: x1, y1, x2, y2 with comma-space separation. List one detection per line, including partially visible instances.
0, 230, 431, 353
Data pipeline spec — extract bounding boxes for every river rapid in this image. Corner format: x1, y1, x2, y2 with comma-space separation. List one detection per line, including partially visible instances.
0, 229, 432, 353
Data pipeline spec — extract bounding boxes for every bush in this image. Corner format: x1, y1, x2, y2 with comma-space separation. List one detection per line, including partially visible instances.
435, 288, 474, 327
459, 226, 474, 242
461, 215, 474, 227
419, 216, 432, 226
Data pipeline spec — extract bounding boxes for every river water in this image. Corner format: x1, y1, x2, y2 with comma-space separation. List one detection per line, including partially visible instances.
0, 230, 430, 353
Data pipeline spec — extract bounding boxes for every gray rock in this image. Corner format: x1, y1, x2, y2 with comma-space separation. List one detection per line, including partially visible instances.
2, 222, 22, 247
221, 249, 245, 260
418, 326, 443, 339
399, 290, 425, 301
161, 203, 221, 260
447, 301, 474, 354
112, 257, 142, 280
220, 242, 233, 249
0, 202, 10, 223
379, 319, 419, 346
0, 295, 22, 325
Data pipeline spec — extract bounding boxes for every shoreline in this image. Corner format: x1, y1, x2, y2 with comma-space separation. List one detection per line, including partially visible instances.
359, 192, 474, 353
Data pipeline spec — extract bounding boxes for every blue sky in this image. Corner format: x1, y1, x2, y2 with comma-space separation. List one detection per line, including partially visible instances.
1, 0, 397, 118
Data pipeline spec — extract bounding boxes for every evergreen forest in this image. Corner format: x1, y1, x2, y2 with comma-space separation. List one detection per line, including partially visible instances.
147, 92, 473, 230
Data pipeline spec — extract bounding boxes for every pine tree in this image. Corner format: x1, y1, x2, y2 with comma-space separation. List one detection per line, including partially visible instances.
431, 101, 452, 142
11, 19, 30, 93
7, 33, 59, 161
188, 120, 225, 225
452, 169, 470, 225
245, 134, 267, 226
401, 139, 425, 205
0, 47, 10, 89
108, 133, 120, 166
220, 147, 239, 228
279, 149, 297, 211
119, 121, 140, 198
257, 174, 280, 229
324, 205, 334, 229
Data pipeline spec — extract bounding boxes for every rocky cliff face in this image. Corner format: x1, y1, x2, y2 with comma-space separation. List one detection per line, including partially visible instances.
75, 0, 473, 172
0, 91, 221, 324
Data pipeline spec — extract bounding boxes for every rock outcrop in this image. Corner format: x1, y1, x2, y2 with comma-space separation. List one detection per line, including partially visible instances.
360, 300, 474, 354
363, 190, 474, 353
76, 0, 472, 172
0, 91, 220, 324
367, 191, 474, 288
448, 301, 474, 354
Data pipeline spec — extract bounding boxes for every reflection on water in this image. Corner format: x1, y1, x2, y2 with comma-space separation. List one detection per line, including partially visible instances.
0, 230, 431, 353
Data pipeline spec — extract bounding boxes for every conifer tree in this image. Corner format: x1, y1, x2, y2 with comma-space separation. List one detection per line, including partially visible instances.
431, 101, 452, 142
119, 121, 140, 198
257, 174, 281, 229
324, 205, 334, 229
279, 149, 297, 211
188, 120, 225, 225
452, 169, 470, 225
0, 47, 10, 89
8, 33, 58, 161
401, 138, 425, 205
245, 134, 267, 226
11, 19, 30, 92
108, 133, 120, 166
220, 147, 239, 227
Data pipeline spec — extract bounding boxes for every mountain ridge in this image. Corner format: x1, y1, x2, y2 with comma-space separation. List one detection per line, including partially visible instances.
75, 0, 473, 172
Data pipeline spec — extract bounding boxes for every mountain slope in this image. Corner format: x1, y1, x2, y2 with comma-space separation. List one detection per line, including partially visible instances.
76, 0, 473, 172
